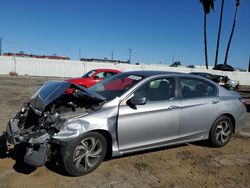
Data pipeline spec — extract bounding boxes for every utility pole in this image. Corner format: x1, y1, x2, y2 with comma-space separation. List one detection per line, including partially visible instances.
0, 37, 3, 56
111, 51, 113, 60
79, 48, 81, 60
128, 48, 132, 64
248, 56, 250, 72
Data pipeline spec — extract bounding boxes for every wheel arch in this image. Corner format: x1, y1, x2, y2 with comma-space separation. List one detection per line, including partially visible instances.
87, 129, 113, 160
214, 113, 236, 133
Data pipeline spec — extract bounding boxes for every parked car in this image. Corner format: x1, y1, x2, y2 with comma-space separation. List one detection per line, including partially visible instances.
190, 72, 239, 90
213, 64, 235, 72
4, 71, 246, 176
187, 65, 195, 68
66, 69, 121, 88
170, 61, 182, 67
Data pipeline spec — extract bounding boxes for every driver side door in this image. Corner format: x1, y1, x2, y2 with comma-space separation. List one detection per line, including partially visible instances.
117, 77, 181, 152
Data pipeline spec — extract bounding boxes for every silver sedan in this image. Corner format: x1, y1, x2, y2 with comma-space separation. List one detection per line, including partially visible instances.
5, 71, 247, 176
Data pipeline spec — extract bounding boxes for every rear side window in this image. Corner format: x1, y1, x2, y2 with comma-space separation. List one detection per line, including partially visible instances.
180, 77, 216, 99
95, 71, 118, 79
105, 72, 118, 78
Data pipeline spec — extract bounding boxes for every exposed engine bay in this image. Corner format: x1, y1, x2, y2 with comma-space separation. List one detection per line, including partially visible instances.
4, 81, 106, 167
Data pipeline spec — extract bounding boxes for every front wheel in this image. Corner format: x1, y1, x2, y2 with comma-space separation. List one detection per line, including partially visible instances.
61, 132, 107, 176
209, 116, 233, 147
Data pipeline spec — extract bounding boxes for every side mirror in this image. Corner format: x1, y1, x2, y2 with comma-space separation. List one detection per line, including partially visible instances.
127, 97, 147, 106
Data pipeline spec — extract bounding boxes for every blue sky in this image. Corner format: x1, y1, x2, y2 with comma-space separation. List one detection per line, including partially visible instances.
0, 0, 249, 68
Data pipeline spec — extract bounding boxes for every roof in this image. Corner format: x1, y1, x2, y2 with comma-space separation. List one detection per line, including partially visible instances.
121, 70, 187, 77
190, 72, 212, 76
92, 69, 121, 72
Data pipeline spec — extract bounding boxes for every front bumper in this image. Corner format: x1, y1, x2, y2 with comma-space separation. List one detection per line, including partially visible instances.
5, 120, 51, 167
5, 119, 21, 145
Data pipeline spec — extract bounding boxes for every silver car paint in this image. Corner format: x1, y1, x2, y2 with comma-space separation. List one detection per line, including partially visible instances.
179, 97, 220, 140
52, 73, 247, 157
118, 99, 181, 151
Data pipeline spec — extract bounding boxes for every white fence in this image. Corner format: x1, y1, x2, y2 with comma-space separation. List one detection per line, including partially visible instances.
0, 56, 250, 85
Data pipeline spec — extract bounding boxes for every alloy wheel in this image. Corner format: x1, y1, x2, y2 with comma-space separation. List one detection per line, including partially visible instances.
73, 137, 103, 170
215, 121, 231, 145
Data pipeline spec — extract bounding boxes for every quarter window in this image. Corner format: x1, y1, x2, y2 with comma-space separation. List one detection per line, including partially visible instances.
134, 77, 176, 101
180, 77, 216, 99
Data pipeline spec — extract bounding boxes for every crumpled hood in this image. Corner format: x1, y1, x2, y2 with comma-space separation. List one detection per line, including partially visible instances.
29, 81, 106, 114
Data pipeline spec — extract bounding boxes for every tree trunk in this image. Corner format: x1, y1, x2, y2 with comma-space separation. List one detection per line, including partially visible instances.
214, 0, 224, 67
224, 5, 239, 65
204, 13, 208, 69
248, 57, 250, 72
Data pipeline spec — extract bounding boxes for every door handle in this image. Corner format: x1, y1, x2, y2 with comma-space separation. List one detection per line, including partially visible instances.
211, 100, 219, 104
167, 105, 180, 110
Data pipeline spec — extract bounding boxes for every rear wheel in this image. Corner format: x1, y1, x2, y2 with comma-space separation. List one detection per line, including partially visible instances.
61, 132, 107, 176
209, 116, 233, 147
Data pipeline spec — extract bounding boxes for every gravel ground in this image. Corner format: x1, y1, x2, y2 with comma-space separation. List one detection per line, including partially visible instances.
0, 75, 249, 188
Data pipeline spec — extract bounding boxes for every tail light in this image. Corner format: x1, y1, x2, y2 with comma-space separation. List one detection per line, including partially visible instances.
239, 97, 247, 108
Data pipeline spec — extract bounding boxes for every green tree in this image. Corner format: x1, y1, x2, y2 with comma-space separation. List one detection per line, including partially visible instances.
214, 0, 224, 67
224, 0, 240, 65
200, 0, 214, 69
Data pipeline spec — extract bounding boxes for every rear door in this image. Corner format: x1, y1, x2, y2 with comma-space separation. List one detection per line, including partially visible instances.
178, 77, 219, 140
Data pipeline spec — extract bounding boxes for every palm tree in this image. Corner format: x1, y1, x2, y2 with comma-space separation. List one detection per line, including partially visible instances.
248, 57, 250, 72
214, 0, 224, 67
200, 0, 214, 69
224, 0, 240, 65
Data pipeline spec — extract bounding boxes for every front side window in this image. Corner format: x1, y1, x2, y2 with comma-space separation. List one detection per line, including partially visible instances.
81, 70, 96, 78
133, 77, 176, 102
180, 77, 216, 99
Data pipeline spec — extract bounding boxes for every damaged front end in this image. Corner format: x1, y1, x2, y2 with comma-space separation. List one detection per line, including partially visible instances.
4, 81, 106, 167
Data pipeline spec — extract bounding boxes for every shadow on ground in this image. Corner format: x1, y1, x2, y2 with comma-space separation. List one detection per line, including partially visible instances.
0, 134, 37, 174
44, 160, 69, 176
190, 140, 213, 148
45, 142, 188, 176
0, 134, 70, 176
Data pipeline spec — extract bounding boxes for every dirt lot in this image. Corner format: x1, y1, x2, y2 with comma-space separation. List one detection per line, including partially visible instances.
0, 76, 250, 188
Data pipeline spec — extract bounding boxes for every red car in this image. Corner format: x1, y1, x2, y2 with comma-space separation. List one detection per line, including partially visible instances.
66, 69, 121, 88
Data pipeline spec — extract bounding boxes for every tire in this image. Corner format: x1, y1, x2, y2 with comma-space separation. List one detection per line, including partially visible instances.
209, 116, 233, 147
61, 132, 107, 176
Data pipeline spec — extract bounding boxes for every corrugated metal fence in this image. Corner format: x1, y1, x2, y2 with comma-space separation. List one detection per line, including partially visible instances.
0, 56, 250, 85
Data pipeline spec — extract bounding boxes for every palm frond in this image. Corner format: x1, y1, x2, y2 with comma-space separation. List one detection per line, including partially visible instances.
200, 0, 214, 14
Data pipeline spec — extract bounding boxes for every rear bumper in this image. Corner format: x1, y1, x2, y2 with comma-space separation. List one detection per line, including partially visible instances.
235, 107, 247, 132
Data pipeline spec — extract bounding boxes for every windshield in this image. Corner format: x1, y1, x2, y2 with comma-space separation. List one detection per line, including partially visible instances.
82, 70, 96, 78
91, 73, 144, 101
